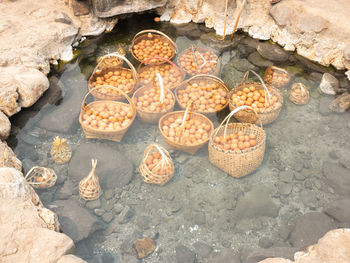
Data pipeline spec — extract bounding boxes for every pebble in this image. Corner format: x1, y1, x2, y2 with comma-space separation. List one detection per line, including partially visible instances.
118, 205, 135, 224
279, 170, 294, 183
102, 200, 114, 212
102, 212, 115, 223
137, 216, 151, 230
133, 237, 156, 259
86, 199, 101, 210
277, 182, 293, 196
113, 203, 124, 214
94, 208, 105, 217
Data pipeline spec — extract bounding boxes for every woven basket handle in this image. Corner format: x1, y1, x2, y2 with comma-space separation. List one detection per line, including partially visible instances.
131, 29, 177, 53
143, 143, 172, 170
94, 54, 138, 82
81, 85, 136, 115
176, 102, 193, 140
155, 73, 165, 105
294, 83, 307, 96
186, 74, 228, 89
137, 56, 181, 70
213, 106, 262, 140
269, 66, 288, 75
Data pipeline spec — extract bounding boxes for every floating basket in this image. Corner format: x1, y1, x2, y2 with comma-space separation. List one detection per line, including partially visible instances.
137, 57, 186, 90
130, 30, 177, 65
25, 166, 57, 189
289, 82, 309, 105
177, 45, 221, 76
159, 104, 214, 154
264, 66, 291, 88
50, 136, 72, 164
96, 45, 125, 68
79, 159, 101, 201
88, 54, 137, 100
132, 77, 175, 124
175, 74, 229, 117
139, 143, 175, 186
79, 86, 136, 142
229, 70, 283, 125
209, 106, 266, 178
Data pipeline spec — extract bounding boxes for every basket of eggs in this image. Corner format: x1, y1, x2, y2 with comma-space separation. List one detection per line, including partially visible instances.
139, 143, 175, 186
264, 66, 291, 88
289, 82, 309, 105
79, 86, 136, 142
25, 166, 57, 189
177, 45, 220, 76
209, 106, 266, 178
132, 73, 176, 124
159, 103, 214, 154
229, 70, 283, 125
137, 57, 186, 91
130, 30, 177, 65
175, 74, 229, 117
88, 53, 138, 101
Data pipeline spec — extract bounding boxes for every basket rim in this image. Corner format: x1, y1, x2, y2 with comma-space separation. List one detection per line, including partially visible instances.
137, 63, 186, 85
158, 110, 214, 148
209, 122, 266, 154
228, 83, 283, 114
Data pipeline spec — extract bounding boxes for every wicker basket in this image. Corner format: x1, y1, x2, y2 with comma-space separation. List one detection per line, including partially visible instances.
229, 70, 283, 125
177, 46, 221, 76
209, 106, 266, 178
130, 29, 177, 65
159, 105, 214, 154
25, 166, 57, 189
132, 82, 175, 124
50, 136, 72, 164
175, 74, 229, 117
79, 86, 136, 142
289, 82, 309, 105
264, 66, 291, 88
79, 159, 101, 201
96, 45, 125, 68
88, 54, 137, 101
137, 57, 186, 91
139, 143, 174, 186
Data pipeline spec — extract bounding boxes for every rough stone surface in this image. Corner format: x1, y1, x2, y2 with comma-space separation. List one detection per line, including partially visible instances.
0, 111, 11, 140
58, 255, 87, 263
257, 42, 290, 62
325, 198, 350, 224
322, 162, 350, 196
248, 51, 274, 68
50, 199, 105, 242
329, 92, 350, 113
68, 142, 134, 189
319, 73, 339, 95
0, 142, 22, 171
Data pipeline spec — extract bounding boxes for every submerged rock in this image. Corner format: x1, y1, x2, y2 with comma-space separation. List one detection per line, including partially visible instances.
324, 198, 350, 224
257, 42, 290, 62
322, 162, 350, 196
248, 51, 274, 68
133, 237, 156, 259
175, 245, 196, 263
204, 249, 240, 263
329, 92, 350, 113
319, 73, 339, 95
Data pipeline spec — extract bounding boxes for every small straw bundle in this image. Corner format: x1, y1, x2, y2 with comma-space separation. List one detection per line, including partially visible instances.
50, 136, 72, 164
25, 166, 57, 189
79, 159, 101, 201
139, 143, 174, 186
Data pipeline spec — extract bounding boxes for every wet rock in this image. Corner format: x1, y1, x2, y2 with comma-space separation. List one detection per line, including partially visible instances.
55, 12, 73, 25
285, 65, 304, 76
199, 33, 243, 52
259, 237, 273, 249
71, 0, 90, 16
309, 72, 323, 82
133, 237, 156, 259
293, 172, 305, 181
85, 199, 101, 210
104, 189, 115, 200
32, 76, 63, 110
235, 218, 263, 233
329, 92, 350, 112
0, 111, 10, 139
222, 66, 244, 90
68, 142, 133, 190
319, 73, 339, 95
258, 259, 291, 263
113, 203, 124, 214
50, 199, 105, 242
234, 185, 280, 220
228, 57, 257, 72
322, 162, 350, 196
57, 180, 75, 200
288, 212, 336, 248
318, 96, 334, 116
121, 229, 143, 254
94, 209, 104, 217
102, 199, 114, 212
118, 205, 135, 224
137, 216, 151, 230
175, 245, 196, 263
175, 23, 201, 39
102, 211, 115, 223
184, 211, 206, 225
0, 141, 22, 171
193, 242, 213, 259
257, 42, 289, 62
279, 170, 293, 183
246, 247, 297, 263
248, 51, 273, 68
204, 249, 240, 263
324, 198, 350, 224
277, 182, 292, 196
299, 190, 317, 209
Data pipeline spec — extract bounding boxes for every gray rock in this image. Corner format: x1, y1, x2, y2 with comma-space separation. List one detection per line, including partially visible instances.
344, 45, 350, 61
94, 208, 105, 217
204, 249, 240, 263
228, 57, 257, 72
118, 205, 135, 224
235, 218, 263, 233
289, 212, 336, 248
294, 172, 306, 181
309, 72, 323, 82
322, 162, 350, 196
248, 51, 273, 68
120, 230, 142, 254
175, 23, 201, 39
300, 190, 317, 209
258, 237, 273, 249
102, 212, 115, 223
184, 211, 206, 226
319, 73, 339, 95
175, 245, 196, 263
113, 203, 124, 214
200, 33, 243, 52
325, 198, 350, 223
54, 12, 73, 24
277, 182, 292, 195
257, 42, 289, 62
50, 199, 105, 242
57, 179, 75, 200
193, 242, 213, 259
86, 199, 101, 210
279, 170, 294, 183
234, 185, 280, 220
68, 142, 133, 190
102, 199, 114, 212
318, 96, 334, 116
222, 66, 244, 90
329, 92, 350, 113
104, 189, 115, 200
136, 215, 151, 230
245, 247, 297, 263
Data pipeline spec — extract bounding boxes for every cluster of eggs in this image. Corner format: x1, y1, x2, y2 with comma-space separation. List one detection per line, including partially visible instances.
264, 67, 290, 88
230, 86, 281, 113
144, 152, 174, 175
177, 82, 227, 112
213, 131, 258, 151
133, 87, 174, 113
81, 103, 133, 131
178, 49, 218, 75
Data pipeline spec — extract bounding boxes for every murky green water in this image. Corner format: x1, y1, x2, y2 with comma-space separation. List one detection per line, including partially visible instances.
8, 14, 350, 263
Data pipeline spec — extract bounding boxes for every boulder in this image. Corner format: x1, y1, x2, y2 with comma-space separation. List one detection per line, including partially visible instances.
257, 42, 290, 62
329, 92, 350, 113
319, 73, 339, 95
68, 142, 134, 189
0, 111, 10, 139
